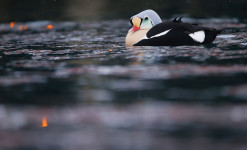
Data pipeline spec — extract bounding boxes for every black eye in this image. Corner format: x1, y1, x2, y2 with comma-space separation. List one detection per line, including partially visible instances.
144, 17, 148, 20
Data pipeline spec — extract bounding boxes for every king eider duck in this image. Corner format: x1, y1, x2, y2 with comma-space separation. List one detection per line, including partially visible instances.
126, 9, 222, 46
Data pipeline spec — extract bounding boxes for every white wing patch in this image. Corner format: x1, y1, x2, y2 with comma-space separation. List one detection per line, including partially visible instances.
189, 31, 205, 43
150, 29, 171, 39
139, 29, 171, 42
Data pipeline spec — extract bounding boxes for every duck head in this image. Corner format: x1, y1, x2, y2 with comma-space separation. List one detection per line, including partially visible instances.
126, 9, 162, 46
130, 9, 162, 31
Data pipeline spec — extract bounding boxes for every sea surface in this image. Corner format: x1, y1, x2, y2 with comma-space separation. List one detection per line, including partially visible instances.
0, 18, 247, 150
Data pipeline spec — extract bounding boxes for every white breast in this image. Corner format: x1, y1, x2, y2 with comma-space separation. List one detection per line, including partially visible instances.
125, 29, 149, 46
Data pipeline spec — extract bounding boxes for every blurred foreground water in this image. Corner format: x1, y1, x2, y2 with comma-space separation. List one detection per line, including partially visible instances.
1, 18, 247, 150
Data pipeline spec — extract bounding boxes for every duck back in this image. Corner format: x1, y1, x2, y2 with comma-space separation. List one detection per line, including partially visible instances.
134, 21, 222, 46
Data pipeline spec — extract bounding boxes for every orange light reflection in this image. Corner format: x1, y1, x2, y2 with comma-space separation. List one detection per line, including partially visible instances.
46, 25, 54, 30
41, 117, 48, 127
24, 25, 28, 30
18, 25, 23, 31
10, 22, 15, 28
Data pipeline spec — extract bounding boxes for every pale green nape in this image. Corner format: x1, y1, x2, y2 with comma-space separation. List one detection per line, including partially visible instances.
140, 19, 154, 29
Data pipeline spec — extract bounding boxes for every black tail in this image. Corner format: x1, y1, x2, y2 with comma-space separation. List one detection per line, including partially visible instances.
203, 28, 222, 44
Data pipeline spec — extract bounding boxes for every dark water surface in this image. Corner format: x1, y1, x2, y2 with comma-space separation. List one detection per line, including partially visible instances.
1, 18, 247, 149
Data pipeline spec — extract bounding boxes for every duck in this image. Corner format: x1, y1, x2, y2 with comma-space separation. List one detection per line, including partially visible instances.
125, 9, 222, 46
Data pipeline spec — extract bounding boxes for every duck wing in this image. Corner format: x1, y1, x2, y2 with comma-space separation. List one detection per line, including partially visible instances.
134, 21, 222, 46
146, 21, 206, 38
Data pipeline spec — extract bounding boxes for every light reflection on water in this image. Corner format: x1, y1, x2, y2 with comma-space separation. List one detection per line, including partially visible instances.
0, 19, 247, 149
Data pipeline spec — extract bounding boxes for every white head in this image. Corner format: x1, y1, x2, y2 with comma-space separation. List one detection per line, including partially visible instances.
129, 9, 162, 32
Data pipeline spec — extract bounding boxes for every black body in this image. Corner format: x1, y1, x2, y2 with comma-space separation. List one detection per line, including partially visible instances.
134, 18, 222, 46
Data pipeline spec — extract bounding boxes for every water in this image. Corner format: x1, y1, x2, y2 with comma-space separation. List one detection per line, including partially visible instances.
1, 19, 247, 104
1, 19, 247, 149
